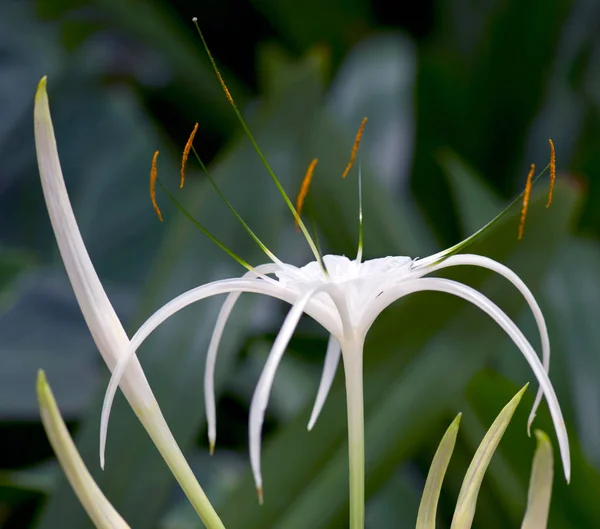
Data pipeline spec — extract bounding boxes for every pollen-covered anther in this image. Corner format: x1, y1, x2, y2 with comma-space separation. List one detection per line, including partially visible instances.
342, 117, 367, 179
150, 150, 163, 222
547, 139, 556, 208
518, 163, 535, 240
181, 123, 199, 189
295, 158, 318, 231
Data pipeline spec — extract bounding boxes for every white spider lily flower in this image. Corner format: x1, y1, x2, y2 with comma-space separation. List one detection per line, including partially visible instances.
34, 77, 225, 529
98, 78, 568, 528
37, 370, 131, 529
102, 239, 570, 516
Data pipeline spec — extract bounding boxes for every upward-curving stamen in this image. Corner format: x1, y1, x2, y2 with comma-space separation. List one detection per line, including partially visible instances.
181, 123, 199, 188
342, 117, 367, 179
150, 151, 163, 221
187, 142, 282, 265
295, 158, 318, 231
191, 18, 323, 266
518, 164, 535, 240
547, 139, 556, 209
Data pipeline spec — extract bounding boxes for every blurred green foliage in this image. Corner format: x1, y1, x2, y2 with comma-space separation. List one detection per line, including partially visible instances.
1, 0, 600, 527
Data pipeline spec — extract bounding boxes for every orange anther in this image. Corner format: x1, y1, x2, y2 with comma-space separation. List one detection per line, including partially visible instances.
342, 117, 367, 179
547, 139, 556, 208
295, 158, 318, 231
150, 150, 163, 222
257, 485, 264, 506
518, 163, 535, 240
181, 123, 199, 188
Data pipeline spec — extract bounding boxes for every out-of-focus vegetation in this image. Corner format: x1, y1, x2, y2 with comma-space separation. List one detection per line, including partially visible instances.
1, 0, 600, 527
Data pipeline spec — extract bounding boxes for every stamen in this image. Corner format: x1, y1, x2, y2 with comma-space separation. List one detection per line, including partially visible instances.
342, 117, 367, 179
181, 123, 199, 188
518, 163, 535, 240
191, 17, 324, 267
295, 158, 318, 231
547, 139, 556, 208
150, 150, 163, 222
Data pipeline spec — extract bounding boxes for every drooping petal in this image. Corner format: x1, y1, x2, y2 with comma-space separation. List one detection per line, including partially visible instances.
521, 430, 554, 529
249, 285, 324, 500
422, 253, 550, 433
367, 278, 570, 482
33, 78, 152, 402
416, 414, 461, 529
101, 277, 297, 463
451, 386, 527, 529
37, 370, 130, 529
308, 334, 341, 431
205, 264, 281, 453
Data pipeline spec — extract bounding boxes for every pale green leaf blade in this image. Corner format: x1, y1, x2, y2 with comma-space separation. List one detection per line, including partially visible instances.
37, 370, 130, 529
416, 413, 462, 529
521, 430, 554, 529
451, 384, 528, 529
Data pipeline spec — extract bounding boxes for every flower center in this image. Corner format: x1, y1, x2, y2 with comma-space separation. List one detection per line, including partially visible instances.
274, 255, 413, 323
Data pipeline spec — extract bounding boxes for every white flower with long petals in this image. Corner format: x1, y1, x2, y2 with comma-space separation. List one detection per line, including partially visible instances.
104, 114, 568, 529
36, 29, 570, 529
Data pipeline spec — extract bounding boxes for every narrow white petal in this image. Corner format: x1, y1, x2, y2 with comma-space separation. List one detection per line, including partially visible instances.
37, 371, 130, 529
308, 335, 341, 431
249, 286, 324, 497
100, 277, 294, 465
378, 277, 570, 482
33, 79, 149, 397
423, 254, 550, 433
205, 264, 281, 453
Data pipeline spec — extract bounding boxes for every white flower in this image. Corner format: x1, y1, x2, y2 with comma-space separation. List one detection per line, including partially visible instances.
103, 217, 570, 514
34, 77, 225, 529
94, 58, 569, 524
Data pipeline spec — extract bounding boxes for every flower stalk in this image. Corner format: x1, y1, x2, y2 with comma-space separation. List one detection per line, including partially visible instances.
342, 338, 366, 529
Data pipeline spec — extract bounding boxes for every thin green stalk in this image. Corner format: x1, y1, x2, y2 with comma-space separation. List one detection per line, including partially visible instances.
342, 340, 365, 529
136, 406, 226, 529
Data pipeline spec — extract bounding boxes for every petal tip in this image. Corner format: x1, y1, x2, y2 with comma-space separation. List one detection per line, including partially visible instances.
35, 76, 48, 103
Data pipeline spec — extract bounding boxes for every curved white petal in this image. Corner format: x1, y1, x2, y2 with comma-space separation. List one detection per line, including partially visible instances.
424, 254, 550, 432
308, 335, 341, 431
34, 79, 151, 401
101, 277, 298, 464
206, 264, 281, 453
38, 371, 130, 529
249, 285, 324, 499
369, 277, 570, 482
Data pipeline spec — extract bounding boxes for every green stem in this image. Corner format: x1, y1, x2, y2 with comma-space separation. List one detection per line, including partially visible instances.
137, 405, 226, 529
342, 339, 365, 529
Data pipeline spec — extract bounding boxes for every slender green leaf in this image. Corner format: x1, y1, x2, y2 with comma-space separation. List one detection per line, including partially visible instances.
416, 413, 461, 529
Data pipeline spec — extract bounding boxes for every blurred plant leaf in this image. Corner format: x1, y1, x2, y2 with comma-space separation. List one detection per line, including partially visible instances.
411, 0, 573, 243
35, 0, 247, 134
451, 385, 526, 529
416, 413, 461, 529
521, 430, 554, 529
463, 372, 600, 527
438, 149, 504, 236
543, 237, 600, 466
250, 0, 373, 63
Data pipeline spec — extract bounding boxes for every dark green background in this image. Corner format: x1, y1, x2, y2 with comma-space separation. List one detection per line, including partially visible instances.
1, 0, 599, 527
